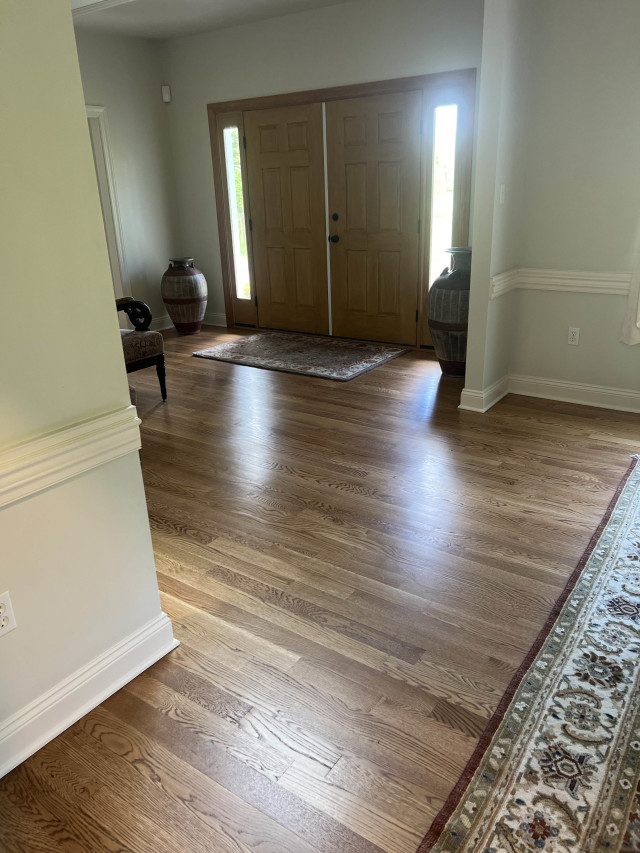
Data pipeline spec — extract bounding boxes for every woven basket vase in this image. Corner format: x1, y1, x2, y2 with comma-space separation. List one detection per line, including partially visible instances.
161, 257, 208, 334
427, 247, 472, 376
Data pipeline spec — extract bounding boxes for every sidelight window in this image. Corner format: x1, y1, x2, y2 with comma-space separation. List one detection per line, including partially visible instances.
223, 126, 251, 300
429, 104, 458, 285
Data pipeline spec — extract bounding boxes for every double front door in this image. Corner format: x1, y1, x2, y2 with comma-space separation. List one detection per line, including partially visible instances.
243, 91, 422, 345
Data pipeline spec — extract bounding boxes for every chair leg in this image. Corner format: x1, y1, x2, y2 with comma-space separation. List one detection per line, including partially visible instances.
156, 354, 167, 400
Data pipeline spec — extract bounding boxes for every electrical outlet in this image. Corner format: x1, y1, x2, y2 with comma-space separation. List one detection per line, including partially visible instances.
568, 327, 580, 346
0, 591, 17, 638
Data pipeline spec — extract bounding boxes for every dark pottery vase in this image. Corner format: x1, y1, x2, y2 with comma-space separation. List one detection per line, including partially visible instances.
427, 247, 472, 376
161, 257, 208, 334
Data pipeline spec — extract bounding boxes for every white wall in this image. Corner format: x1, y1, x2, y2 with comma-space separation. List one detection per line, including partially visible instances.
509, 0, 640, 393
161, 0, 484, 319
0, 0, 173, 776
466, 0, 640, 406
522, 0, 640, 273
1, 457, 161, 721
463, 0, 538, 401
75, 29, 179, 324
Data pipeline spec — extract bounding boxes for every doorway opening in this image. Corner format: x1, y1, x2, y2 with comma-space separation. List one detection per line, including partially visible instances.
86, 105, 127, 306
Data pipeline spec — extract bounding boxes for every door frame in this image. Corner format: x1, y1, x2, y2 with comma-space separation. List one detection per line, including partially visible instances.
207, 68, 476, 340
86, 105, 129, 301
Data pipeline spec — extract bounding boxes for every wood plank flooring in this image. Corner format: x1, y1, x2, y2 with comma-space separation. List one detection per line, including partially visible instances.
2, 326, 639, 852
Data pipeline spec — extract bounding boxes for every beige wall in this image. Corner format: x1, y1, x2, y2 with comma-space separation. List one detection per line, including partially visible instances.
0, 0, 171, 772
161, 0, 484, 318
75, 29, 178, 323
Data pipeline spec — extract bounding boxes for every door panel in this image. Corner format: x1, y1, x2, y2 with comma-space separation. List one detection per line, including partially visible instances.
244, 103, 329, 335
327, 91, 422, 345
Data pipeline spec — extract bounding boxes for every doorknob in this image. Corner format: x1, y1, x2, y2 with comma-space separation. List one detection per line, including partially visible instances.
332, 213, 339, 221
329, 235, 340, 243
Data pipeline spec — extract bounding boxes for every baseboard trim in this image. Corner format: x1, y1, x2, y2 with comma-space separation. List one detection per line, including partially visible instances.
0, 406, 141, 509
459, 376, 509, 413
0, 612, 178, 778
509, 374, 640, 413
149, 313, 173, 331
203, 312, 229, 328
460, 374, 640, 414
490, 268, 632, 299
149, 314, 227, 331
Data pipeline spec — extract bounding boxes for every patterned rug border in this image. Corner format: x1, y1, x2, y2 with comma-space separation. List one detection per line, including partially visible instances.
193, 332, 410, 381
417, 454, 640, 853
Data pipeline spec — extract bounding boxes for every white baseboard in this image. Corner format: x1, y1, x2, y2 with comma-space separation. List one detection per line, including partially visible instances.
509, 374, 640, 413
0, 612, 178, 778
459, 376, 509, 412
149, 313, 228, 331
149, 313, 173, 331
460, 374, 640, 414
203, 311, 228, 327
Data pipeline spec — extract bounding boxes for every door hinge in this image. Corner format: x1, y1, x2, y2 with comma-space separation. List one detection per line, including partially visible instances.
416, 309, 419, 323
243, 135, 246, 149
249, 218, 253, 231
420, 118, 424, 136
254, 294, 258, 307
418, 217, 421, 234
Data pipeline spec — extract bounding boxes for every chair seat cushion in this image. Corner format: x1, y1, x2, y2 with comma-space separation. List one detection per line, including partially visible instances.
120, 329, 164, 363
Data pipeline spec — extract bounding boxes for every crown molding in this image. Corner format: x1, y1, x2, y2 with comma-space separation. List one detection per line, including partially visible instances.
72, 0, 137, 19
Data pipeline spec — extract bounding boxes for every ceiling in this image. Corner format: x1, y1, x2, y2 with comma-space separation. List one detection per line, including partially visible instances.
72, 0, 357, 40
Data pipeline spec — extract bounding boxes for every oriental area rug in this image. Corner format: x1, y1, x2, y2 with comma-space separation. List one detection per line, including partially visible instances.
193, 332, 409, 381
420, 456, 640, 853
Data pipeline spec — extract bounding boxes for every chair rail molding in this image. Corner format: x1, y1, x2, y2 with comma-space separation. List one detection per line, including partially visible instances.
0, 405, 141, 509
490, 268, 632, 299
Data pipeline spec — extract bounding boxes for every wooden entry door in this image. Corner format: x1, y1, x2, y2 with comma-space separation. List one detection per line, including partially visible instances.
326, 91, 422, 345
244, 103, 329, 335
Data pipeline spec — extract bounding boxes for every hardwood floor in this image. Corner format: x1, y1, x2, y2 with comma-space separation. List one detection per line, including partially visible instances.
2, 326, 638, 852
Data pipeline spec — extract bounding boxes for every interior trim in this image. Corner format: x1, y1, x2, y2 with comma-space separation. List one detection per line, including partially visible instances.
508, 374, 640, 413
72, 0, 136, 18
86, 104, 130, 297
207, 68, 476, 114
0, 406, 141, 509
0, 611, 178, 778
459, 376, 509, 413
490, 268, 632, 299
460, 374, 640, 414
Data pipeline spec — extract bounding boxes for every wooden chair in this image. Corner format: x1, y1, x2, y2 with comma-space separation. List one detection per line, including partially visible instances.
117, 297, 167, 400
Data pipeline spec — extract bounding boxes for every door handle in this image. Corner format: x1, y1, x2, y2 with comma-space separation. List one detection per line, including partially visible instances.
329, 235, 340, 243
